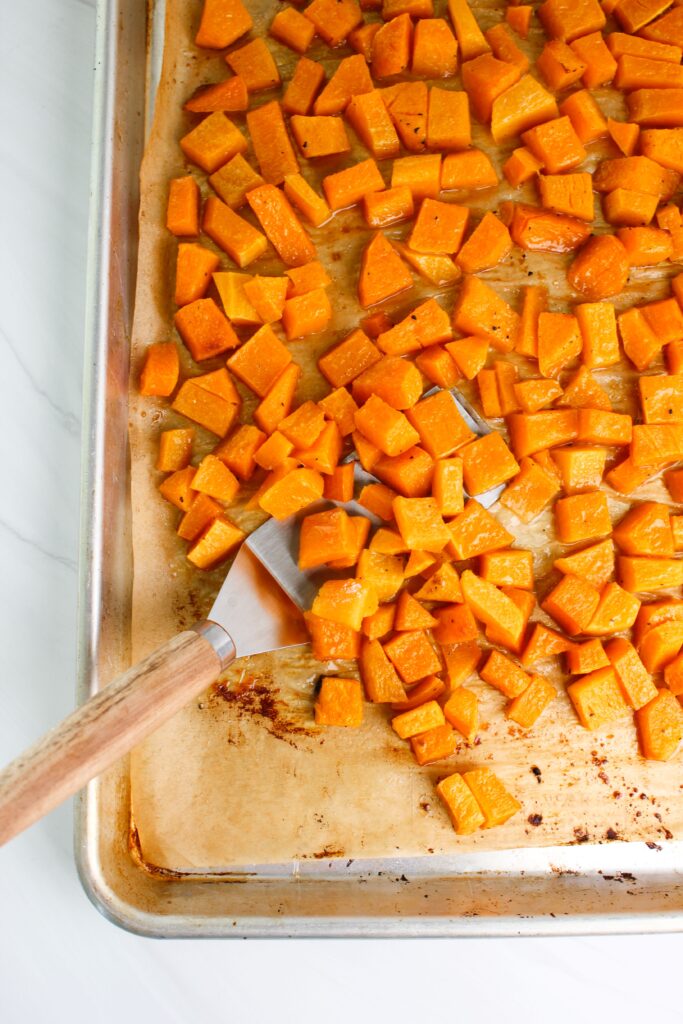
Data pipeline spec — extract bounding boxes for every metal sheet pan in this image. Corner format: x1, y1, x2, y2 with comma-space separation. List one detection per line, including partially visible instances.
76, 0, 683, 937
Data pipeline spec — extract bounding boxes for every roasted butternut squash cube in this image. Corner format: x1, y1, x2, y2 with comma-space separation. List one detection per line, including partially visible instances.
175, 298, 240, 361
442, 642, 482, 688
172, 380, 238, 437
443, 686, 479, 742
312, 579, 379, 631
613, 501, 674, 556
567, 666, 630, 730
393, 496, 450, 552
187, 515, 245, 569
448, 501, 514, 560
315, 676, 364, 727
432, 602, 479, 644
304, 613, 360, 661
506, 674, 556, 729
391, 699, 445, 739
554, 490, 611, 544
180, 111, 247, 173
394, 591, 437, 632
542, 573, 601, 636
459, 432, 520, 495
410, 724, 459, 765
462, 767, 521, 828
414, 562, 463, 603
359, 638, 406, 702
605, 637, 658, 710
356, 550, 404, 602
480, 649, 531, 697
391, 674, 446, 711
258, 466, 324, 519
521, 622, 573, 667
227, 325, 292, 398
192, 454, 240, 503
436, 772, 485, 835
299, 508, 355, 570
636, 688, 683, 761
566, 639, 609, 675
384, 630, 442, 684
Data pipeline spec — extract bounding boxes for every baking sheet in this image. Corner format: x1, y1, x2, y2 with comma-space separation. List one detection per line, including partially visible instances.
128, 0, 683, 871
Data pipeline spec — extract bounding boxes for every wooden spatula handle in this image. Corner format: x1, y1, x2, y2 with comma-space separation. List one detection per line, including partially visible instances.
0, 628, 231, 846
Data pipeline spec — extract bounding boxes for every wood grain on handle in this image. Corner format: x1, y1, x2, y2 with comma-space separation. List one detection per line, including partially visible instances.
0, 630, 222, 846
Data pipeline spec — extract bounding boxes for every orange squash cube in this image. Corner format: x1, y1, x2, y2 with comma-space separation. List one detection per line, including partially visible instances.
522, 116, 586, 174
442, 642, 482, 688
156, 428, 194, 473
172, 380, 238, 437
393, 496, 451, 552
462, 768, 521, 828
432, 603, 479, 644
384, 630, 442, 683
391, 674, 446, 711
500, 458, 559, 524
166, 175, 200, 236
258, 466, 324, 520
178, 492, 225, 541
408, 198, 469, 254
410, 724, 460, 766
479, 549, 533, 591
542, 573, 601, 636
227, 325, 291, 398
186, 515, 245, 569
192, 454, 240, 503
480, 649, 531, 698
452, 276, 520, 353
459, 432, 520, 495
585, 581, 640, 636
636, 688, 683, 761
443, 687, 479, 742
406, 390, 474, 461
315, 676, 364, 727
180, 111, 247, 173
359, 638, 406, 701
414, 562, 463, 602
521, 622, 573, 667
554, 490, 611, 544
253, 364, 302, 436
216, 424, 265, 481
436, 772, 485, 835
613, 501, 674, 556
391, 699, 445, 739
312, 579, 379, 631
566, 639, 609, 675
460, 570, 524, 639
139, 342, 180, 397
605, 637, 658, 710
568, 666, 630, 730
305, 613, 361, 661
448, 501, 514, 560
299, 508, 355, 569
507, 675, 556, 729
195, 0, 253, 49
490, 75, 559, 144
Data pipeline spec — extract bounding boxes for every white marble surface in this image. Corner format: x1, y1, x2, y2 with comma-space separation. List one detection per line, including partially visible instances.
2, 1, 683, 1020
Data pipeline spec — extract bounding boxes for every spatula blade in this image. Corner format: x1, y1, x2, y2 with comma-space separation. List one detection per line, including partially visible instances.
207, 542, 308, 660
209, 499, 379, 659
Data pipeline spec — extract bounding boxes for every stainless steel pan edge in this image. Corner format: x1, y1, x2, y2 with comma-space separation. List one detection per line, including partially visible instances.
74, 0, 683, 937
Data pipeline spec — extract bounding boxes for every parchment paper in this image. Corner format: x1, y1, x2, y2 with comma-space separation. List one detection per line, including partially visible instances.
129, 0, 683, 871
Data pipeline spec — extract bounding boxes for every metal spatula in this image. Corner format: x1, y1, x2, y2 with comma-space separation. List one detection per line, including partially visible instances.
0, 506, 374, 846
0, 385, 498, 846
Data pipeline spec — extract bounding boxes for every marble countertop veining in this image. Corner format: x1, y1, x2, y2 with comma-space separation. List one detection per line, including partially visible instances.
2, 2, 683, 1022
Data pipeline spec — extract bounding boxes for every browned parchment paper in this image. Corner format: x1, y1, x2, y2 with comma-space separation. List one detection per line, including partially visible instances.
129, 0, 683, 871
